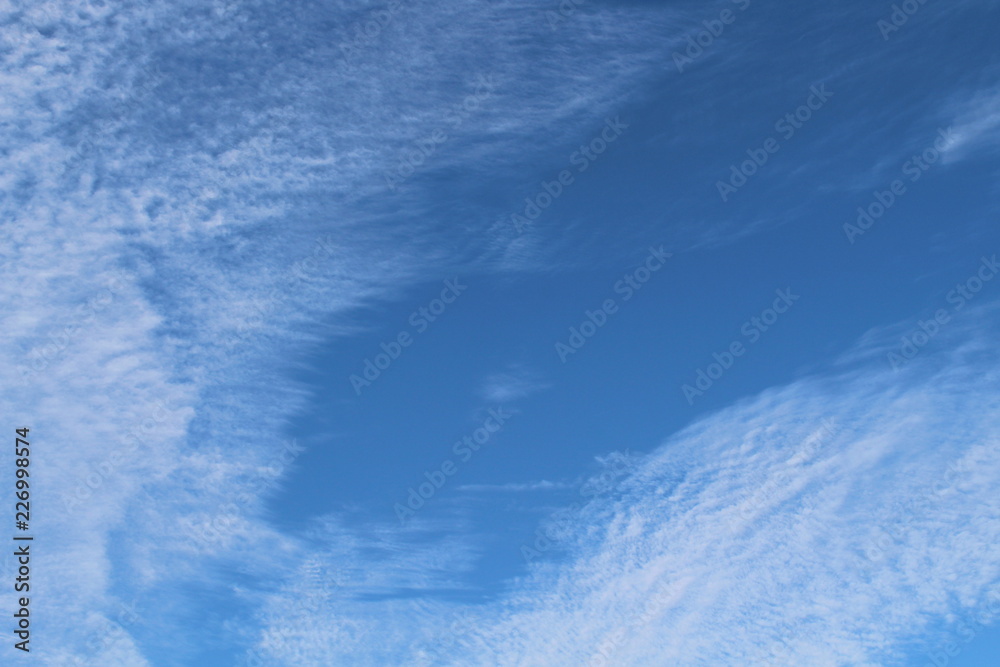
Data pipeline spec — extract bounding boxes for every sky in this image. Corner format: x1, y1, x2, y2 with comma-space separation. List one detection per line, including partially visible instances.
2, 0, 1000, 665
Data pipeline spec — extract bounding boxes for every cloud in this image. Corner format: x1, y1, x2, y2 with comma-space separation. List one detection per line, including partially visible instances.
478, 366, 550, 403
242, 304, 1000, 666
8, 1, 998, 664
0, 0, 682, 663
940, 88, 1000, 164
457, 480, 571, 493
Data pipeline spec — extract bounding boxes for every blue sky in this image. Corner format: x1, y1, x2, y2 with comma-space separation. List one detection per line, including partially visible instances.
3, 0, 1000, 665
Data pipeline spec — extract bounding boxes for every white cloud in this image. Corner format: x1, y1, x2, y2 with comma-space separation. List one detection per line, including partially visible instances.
0, 0, 682, 663
243, 305, 1000, 665
458, 480, 571, 493
11, 1, 999, 664
940, 88, 1000, 164
478, 366, 550, 403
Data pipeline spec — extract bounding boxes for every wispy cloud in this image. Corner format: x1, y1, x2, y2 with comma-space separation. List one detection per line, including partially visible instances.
457, 480, 571, 493
940, 88, 1000, 164
243, 304, 1000, 665
0, 0, 683, 662
478, 365, 550, 403
8, 1, 999, 664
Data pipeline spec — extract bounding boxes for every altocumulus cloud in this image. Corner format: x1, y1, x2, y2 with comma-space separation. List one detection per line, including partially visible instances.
242, 305, 1000, 666
8, 1, 998, 665
1, 0, 683, 663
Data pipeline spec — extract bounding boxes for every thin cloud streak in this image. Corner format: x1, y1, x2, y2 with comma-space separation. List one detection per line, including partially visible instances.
0, 0, 683, 662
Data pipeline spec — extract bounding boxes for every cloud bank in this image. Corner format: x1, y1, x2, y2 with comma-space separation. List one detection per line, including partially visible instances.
244, 308, 1000, 665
